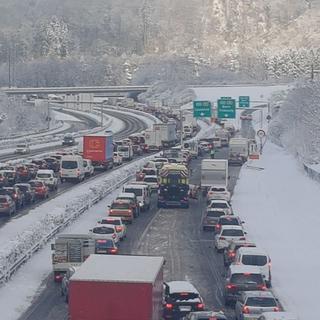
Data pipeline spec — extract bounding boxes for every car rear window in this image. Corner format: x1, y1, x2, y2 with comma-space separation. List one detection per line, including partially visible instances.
95, 239, 114, 251
144, 177, 158, 183
169, 292, 199, 301
222, 229, 244, 237
16, 185, 28, 192
111, 203, 130, 209
30, 181, 43, 187
92, 227, 114, 234
231, 273, 264, 285
101, 219, 121, 225
207, 211, 225, 218
211, 188, 226, 192
124, 188, 142, 196
37, 173, 52, 178
220, 218, 239, 225
242, 255, 268, 266
210, 202, 228, 209
61, 161, 78, 169
142, 169, 157, 175
246, 297, 277, 307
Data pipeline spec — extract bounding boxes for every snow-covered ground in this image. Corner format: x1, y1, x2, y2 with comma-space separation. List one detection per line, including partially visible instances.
232, 142, 314, 319
51, 109, 83, 122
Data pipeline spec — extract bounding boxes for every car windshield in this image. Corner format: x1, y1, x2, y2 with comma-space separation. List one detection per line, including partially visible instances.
111, 203, 130, 209
101, 219, 121, 225
221, 229, 244, 236
118, 147, 128, 152
246, 297, 277, 307
37, 173, 51, 178
231, 273, 263, 285
206, 211, 225, 218
17, 144, 27, 148
61, 161, 77, 169
124, 188, 142, 196
17, 185, 29, 192
144, 177, 157, 183
242, 255, 268, 266
92, 227, 114, 234
210, 202, 228, 209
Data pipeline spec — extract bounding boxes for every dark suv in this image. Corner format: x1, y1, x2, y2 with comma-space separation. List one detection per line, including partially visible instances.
163, 281, 205, 319
15, 183, 36, 204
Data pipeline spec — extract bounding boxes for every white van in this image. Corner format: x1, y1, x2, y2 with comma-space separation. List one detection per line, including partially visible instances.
36, 169, 58, 190
60, 155, 85, 182
123, 184, 150, 212
234, 247, 272, 288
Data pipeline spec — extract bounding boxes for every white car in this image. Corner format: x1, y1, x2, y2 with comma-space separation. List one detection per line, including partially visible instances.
113, 152, 123, 166
214, 225, 246, 252
234, 247, 272, 288
35, 169, 58, 190
83, 159, 94, 177
207, 199, 232, 215
235, 291, 280, 320
89, 224, 120, 244
15, 143, 30, 154
98, 217, 127, 240
207, 186, 231, 201
258, 312, 298, 320
143, 175, 159, 192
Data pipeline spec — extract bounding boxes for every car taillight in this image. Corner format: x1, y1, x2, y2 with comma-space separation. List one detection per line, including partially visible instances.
242, 306, 250, 314
55, 274, 63, 281
216, 224, 221, 230
228, 251, 235, 257
196, 303, 204, 309
165, 303, 173, 309
226, 284, 236, 290
76, 169, 80, 176
258, 284, 267, 290
239, 237, 246, 240
109, 248, 118, 254
13, 194, 18, 199
220, 237, 226, 240
109, 209, 114, 213
112, 234, 116, 239
115, 226, 123, 232
273, 307, 280, 312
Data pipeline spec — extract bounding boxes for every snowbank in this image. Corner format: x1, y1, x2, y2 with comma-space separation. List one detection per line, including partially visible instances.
232, 142, 318, 320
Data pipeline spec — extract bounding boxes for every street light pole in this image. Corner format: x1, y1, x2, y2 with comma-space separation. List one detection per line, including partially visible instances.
180, 108, 184, 147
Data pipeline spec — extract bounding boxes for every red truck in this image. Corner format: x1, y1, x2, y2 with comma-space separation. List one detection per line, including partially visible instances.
83, 133, 114, 170
69, 254, 164, 320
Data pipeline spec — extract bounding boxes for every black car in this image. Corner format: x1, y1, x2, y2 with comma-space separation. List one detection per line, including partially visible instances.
15, 183, 36, 204
62, 134, 75, 146
163, 281, 205, 319
0, 187, 24, 209
43, 157, 60, 172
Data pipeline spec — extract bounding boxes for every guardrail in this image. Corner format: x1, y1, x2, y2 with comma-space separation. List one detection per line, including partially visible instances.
0, 173, 133, 284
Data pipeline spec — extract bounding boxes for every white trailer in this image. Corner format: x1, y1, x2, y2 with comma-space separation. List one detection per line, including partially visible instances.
182, 111, 197, 130
145, 123, 177, 150
201, 159, 228, 188
228, 138, 249, 165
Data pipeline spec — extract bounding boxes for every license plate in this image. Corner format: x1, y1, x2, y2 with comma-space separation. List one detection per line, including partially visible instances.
179, 306, 191, 312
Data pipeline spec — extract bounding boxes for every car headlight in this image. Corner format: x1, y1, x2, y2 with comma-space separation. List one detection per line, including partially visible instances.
139, 202, 143, 207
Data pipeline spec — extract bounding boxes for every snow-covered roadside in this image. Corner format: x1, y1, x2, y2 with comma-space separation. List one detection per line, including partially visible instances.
232, 142, 315, 319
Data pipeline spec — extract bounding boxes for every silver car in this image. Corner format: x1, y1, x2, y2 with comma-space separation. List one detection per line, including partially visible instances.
235, 291, 280, 320
0, 195, 16, 216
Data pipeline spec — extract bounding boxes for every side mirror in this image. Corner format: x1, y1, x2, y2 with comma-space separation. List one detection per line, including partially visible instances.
244, 232, 247, 235
242, 221, 245, 224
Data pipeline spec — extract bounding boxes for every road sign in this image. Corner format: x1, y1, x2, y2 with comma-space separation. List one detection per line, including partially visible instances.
257, 129, 266, 138
217, 98, 236, 119
239, 96, 250, 108
193, 101, 212, 118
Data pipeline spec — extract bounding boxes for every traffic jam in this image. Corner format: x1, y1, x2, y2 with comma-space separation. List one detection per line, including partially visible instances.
48, 113, 294, 320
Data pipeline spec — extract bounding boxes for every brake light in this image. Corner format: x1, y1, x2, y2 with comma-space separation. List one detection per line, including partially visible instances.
220, 237, 226, 240
242, 306, 250, 314
196, 303, 204, 309
109, 209, 114, 213
110, 248, 118, 254
115, 226, 123, 232
258, 284, 267, 290
96, 239, 107, 243
165, 303, 173, 309
226, 284, 236, 290
273, 307, 280, 312
239, 237, 246, 240
244, 272, 251, 276
216, 224, 221, 230
228, 251, 236, 257
55, 274, 63, 281
112, 234, 116, 239
180, 292, 189, 296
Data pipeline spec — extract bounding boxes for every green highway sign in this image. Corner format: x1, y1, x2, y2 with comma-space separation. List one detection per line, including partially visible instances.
193, 101, 212, 118
239, 96, 250, 108
217, 97, 236, 119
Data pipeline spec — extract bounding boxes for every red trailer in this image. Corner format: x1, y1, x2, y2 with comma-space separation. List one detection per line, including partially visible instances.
69, 254, 164, 320
83, 133, 114, 170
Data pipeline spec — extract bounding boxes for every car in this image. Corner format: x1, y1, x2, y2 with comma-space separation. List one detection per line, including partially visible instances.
0, 172, 9, 187
15, 183, 36, 204
116, 192, 140, 217
15, 143, 30, 154
207, 186, 231, 201
202, 209, 227, 231
136, 167, 158, 181
132, 144, 143, 156
29, 180, 49, 199
16, 165, 31, 182
83, 159, 94, 177
214, 225, 246, 252
31, 159, 48, 170
0, 186, 24, 209
108, 199, 135, 224
0, 195, 16, 216
224, 265, 267, 306
62, 134, 76, 146
258, 312, 298, 320
123, 183, 151, 211
153, 157, 169, 168
234, 247, 272, 288
89, 224, 120, 244
60, 155, 85, 182
93, 238, 118, 254
235, 291, 280, 320
215, 215, 244, 234
113, 152, 123, 166
207, 199, 233, 216
61, 266, 79, 302
98, 217, 127, 240
223, 241, 256, 267
185, 311, 227, 320
25, 163, 39, 179
163, 281, 205, 319
143, 175, 159, 192
0, 169, 16, 185
43, 157, 60, 172
36, 169, 58, 190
